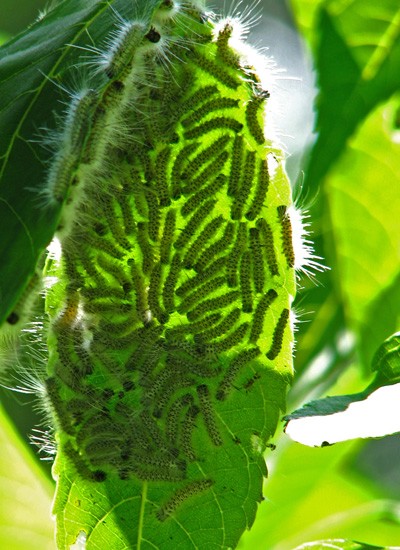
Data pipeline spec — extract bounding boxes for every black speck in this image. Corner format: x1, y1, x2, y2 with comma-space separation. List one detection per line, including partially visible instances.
146, 27, 161, 43
6, 312, 19, 325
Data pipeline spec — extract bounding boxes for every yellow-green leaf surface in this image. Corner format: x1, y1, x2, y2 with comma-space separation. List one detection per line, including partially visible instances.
239, 438, 400, 549
0, 403, 54, 549
325, 98, 400, 367
295, 0, 400, 192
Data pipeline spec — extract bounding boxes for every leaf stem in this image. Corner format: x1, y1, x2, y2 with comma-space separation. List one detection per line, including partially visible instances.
137, 481, 148, 550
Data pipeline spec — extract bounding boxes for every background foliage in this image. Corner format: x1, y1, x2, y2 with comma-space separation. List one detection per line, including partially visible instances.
0, 0, 399, 548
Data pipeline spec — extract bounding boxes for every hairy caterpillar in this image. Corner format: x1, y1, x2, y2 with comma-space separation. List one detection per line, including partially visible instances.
181, 215, 225, 268
266, 308, 290, 360
245, 158, 269, 221
194, 225, 234, 272
157, 478, 214, 522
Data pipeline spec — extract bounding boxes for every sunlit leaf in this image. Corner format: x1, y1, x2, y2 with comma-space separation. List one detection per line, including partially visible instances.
0, 403, 54, 550
324, 98, 400, 367
303, 1, 400, 190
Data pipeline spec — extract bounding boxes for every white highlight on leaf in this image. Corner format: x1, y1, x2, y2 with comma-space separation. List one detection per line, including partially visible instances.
285, 383, 400, 447
69, 531, 87, 550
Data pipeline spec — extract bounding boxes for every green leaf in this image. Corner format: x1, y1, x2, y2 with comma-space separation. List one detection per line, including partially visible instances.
372, 332, 400, 381
240, 427, 400, 548
0, 403, 54, 549
292, 540, 385, 550
305, 1, 400, 191
323, 97, 400, 367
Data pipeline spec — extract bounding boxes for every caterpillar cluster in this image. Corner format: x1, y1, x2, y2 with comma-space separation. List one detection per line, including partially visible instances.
5, 0, 309, 526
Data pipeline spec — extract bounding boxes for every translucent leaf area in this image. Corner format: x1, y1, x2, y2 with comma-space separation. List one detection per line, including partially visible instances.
325, 99, 400, 367
0, 404, 54, 550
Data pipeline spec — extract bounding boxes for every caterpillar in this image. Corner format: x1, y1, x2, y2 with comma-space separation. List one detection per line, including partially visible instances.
245, 97, 266, 145
63, 441, 107, 482
170, 142, 200, 198
210, 322, 249, 354
245, 158, 269, 221
216, 23, 240, 68
165, 313, 221, 340
182, 215, 225, 269
160, 209, 176, 264
44, 377, 75, 435
231, 150, 256, 220
157, 478, 214, 522
98, 21, 147, 80
196, 384, 222, 446
129, 258, 149, 322
179, 404, 200, 462
181, 97, 239, 128
227, 222, 247, 287
249, 227, 265, 293
277, 205, 295, 268
144, 188, 161, 243
190, 48, 241, 89
182, 84, 220, 111
266, 308, 290, 360
181, 174, 227, 218
177, 257, 226, 296
174, 199, 216, 250
249, 289, 278, 344
181, 135, 230, 185
15, 0, 302, 542
152, 375, 190, 418
184, 117, 243, 140
216, 347, 261, 401
228, 134, 244, 197
195, 307, 240, 343
64, 88, 99, 155
98, 194, 131, 250
166, 393, 194, 444
148, 262, 165, 323
162, 252, 182, 313
116, 183, 136, 235
256, 218, 280, 277
137, 222, 154, 274
239, 251, 253, 313
178, 276, 226, 314
155, 147, 172, 207
186, 290, 241, 321
183, 151, 229, 195
194, 225, 234, 272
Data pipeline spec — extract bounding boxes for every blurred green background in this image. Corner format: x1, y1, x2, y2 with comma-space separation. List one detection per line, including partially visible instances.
0, 0, 47, 36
